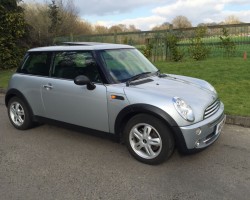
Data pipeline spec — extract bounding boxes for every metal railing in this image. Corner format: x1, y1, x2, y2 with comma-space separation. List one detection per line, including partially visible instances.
54, 23, 250, 61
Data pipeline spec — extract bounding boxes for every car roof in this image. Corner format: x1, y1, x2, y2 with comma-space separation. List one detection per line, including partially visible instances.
28, 42, 135, 52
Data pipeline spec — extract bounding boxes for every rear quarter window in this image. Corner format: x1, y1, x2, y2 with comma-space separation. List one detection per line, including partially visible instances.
18, 52, 51, 76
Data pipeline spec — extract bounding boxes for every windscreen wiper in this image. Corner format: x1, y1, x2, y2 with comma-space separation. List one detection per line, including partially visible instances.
126, 72, 152, 87
157, 69, 168, 78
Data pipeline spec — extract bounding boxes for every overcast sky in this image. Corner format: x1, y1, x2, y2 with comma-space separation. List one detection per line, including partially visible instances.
24, 0, 250, 30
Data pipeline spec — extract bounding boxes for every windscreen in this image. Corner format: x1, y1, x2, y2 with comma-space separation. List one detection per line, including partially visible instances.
99, 48, 158, 82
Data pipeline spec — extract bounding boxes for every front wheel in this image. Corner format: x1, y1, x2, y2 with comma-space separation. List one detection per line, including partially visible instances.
124, 114, 175, 165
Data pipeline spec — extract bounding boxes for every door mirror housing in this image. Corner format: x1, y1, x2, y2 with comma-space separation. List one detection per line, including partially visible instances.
74, 75, 90, 85
74, 75, 96, 90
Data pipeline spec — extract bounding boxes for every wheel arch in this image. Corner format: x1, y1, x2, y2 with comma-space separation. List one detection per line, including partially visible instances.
5, 89, 34, 117
115, 104, 188, 152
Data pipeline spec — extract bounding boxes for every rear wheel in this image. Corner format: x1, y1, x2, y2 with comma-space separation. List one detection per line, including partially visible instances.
8, 97, 33, 130
124, 114, 174, 165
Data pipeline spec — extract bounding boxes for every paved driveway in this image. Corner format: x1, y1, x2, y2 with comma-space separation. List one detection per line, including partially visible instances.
0, 94, 250, 200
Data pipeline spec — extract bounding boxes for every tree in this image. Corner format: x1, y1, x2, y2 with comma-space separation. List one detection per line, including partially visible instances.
23, 0, 93, 46
57, 0, 93, 36
94, 25, 109, 34
108, 25, 123, 33
127, 25, 140, 32
152, 22, 172, 31
108, 24, 140, 33
23, 3, 51, 46
1, 0, 19, 9
224, 15, 241, 24
197, 22, 217, 27
172, 15, 192, 29
0, 0, 26, 69
48, 0, 61, 36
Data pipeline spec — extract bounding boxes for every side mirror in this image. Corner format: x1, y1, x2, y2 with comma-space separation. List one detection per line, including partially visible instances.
74, 75, 96, 90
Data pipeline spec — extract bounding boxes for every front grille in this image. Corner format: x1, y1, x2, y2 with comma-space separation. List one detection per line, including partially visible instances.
204, 99, 220, 119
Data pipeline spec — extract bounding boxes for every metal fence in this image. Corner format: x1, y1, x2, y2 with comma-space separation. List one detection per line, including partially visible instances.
54, 23, 250, 61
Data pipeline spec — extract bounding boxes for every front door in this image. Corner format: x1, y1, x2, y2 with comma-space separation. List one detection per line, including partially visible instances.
41, 51, 109, 132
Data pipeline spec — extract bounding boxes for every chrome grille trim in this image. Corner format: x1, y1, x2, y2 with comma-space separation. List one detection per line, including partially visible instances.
204, 99, 220, 119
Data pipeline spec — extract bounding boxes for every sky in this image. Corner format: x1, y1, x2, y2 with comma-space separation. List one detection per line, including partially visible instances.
23, 0, 250, 30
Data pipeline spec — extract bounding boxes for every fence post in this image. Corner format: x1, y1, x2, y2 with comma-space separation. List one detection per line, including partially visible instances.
114, 30, 117, 43
243, 51, 247, 60
165, 25, 173, 61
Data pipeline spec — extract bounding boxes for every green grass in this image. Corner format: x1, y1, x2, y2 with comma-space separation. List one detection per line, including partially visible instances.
180, 35, 250, 44
1, 57, 250, 116
154, 57, 250, 117
0, 68, 15, 89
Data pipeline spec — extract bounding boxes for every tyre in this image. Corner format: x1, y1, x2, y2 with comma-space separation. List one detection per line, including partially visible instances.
124, 114, 175, 165
8, 97, 34, 130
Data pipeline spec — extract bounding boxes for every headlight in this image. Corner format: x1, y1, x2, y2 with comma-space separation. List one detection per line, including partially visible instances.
173, 97, 195, 122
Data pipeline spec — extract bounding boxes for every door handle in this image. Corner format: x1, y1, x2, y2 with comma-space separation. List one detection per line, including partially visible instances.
43, 84, 53, 90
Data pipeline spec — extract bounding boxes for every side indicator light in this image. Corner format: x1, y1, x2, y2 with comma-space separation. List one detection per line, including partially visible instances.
111, 95, 125, 100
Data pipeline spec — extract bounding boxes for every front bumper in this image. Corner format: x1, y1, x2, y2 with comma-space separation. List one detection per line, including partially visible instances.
180, 102, 225, 149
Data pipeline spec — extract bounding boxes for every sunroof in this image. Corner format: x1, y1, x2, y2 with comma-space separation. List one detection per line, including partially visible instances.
62, 42, 106, 46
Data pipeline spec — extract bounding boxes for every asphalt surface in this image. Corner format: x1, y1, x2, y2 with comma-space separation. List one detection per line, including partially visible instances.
0, 94, 250, 200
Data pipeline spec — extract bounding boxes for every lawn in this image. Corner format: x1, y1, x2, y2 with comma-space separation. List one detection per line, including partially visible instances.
0, 57, 249, 116
154, 57, 250, 117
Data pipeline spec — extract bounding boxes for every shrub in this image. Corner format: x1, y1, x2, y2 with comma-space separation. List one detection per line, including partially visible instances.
0, 2, 26, 69
141, 43, 153, 58
165, 33, 184, 61
188, 27, 210, 60
219, 28, 236, 57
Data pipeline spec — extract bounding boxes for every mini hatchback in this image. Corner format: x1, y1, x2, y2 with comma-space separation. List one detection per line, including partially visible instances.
5, 42, 226, 164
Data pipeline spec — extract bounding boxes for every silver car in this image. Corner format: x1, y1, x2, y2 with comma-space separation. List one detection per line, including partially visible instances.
5, 42, 226, 165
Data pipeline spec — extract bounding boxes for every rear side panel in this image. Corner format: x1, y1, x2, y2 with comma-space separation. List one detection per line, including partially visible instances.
7, 74, 47, 116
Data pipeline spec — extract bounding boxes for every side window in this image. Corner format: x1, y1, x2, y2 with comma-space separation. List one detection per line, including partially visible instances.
52, 51, 101, 83
20, 52, 50, 76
